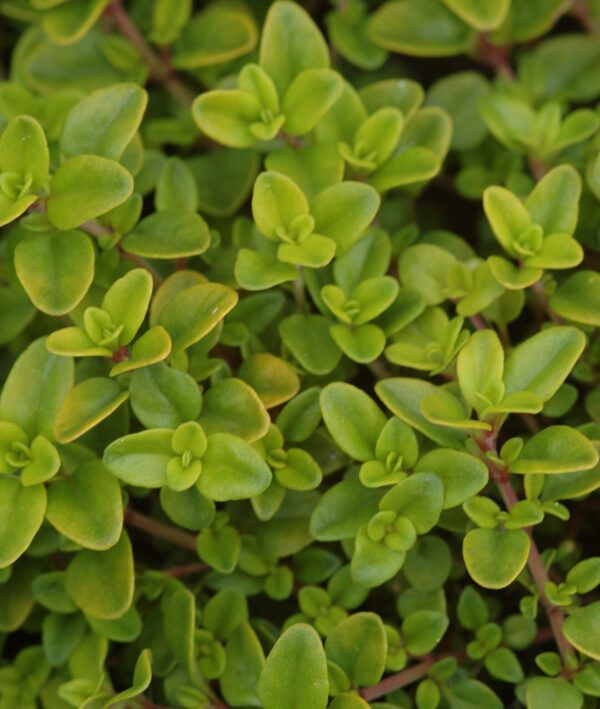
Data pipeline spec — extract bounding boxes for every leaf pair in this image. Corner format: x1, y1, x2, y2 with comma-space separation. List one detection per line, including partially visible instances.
484, 165, 583, 289
192, 3, 338, 147
104, 421, 272, 501
47, 268, 171, 376
235, 170, 379, 286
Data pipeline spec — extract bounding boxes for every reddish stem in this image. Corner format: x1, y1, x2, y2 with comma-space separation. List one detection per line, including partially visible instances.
124, 507, 197, 551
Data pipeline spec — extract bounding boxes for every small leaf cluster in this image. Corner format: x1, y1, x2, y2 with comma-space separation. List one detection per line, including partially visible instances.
0, 1, 599, 708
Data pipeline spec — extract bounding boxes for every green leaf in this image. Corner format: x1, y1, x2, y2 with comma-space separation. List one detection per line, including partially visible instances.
60, 83, 147, 160
369, 146, 439, 192
199, 377, 270, 442
463, 528, 530, 589
189, 149, 259, 218
192, 90, 261, 148
109, 326, 171, 376
525, 164, 581, 235
563, 602, 600, 660
102, 268, 153, 345
488, 256, 542, 290
279, 314, 343, 375
330, 323, 386, 363
415, 449, 488, 508
427, 71, 490, 151
404, 536, 452, 592
483, 185, 531, 255
122, 210, 210, 259
376, 378, 467, 449
45, 460, 123, 550
42, 612, 87, 668
380, 474, 444, 534
484, 647, 523, 683
566, 557, 600, 594
199, 433, 272, 501
41, 0, 110, 45
235, 248, 297, 290
0, 478, 46, 568
320, 383, 386, 461
197, 522, 240, 573
325, 612, 387, 686
259, 1, 330, 96
441, 0, 509, 30
105, 649, 152, 708
310, 479, 383, 541
66, 531, 134, 619
155, 156, 198, 213
311, 182, 380, 254
351, 525, 405, 588
54, 377, 129, 444
550, 271, 600, 326
282, 69, 342, 136
158, 282, 238, 352
0, 561, 38, 631
238, 353, 300, 408
220, 623, 265, 707
252, 171, 310, 240
510, 425, 598, 474
15, 230, 95, 316
130, 363, 201, 429
368, 0, 475, 57
103, 429, 173, 487
0, 114, 49, 191
457, 329, 504, 412
1, 337, 74, 440
402, 610, 449, 655
526, 677, 584, 709
172, 4, 257, 69
503, 327, 585, 402
258, 623, 328, 709
47, 155, 133, 230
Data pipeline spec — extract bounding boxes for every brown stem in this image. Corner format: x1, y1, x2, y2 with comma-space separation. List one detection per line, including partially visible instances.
361, 629, 554, 700
475, 34, 515, 79
118, 247, 164, 286
80, 219, 112, 238
163, 561, 210, 577
531, 279, 563, 324
571, 0, 600, 34
367, 358, 393, 380
124, 507, 197, 551
469, 314, 487, 331
476, 440, 575, 668
105, 0, 195, 107
528, 154, 548, 182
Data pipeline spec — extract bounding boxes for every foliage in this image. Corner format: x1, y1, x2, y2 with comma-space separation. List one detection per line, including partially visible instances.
0, 1, 599, 708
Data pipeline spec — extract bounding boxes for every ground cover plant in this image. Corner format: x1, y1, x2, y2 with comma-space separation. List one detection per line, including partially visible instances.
0, 0, 599, 707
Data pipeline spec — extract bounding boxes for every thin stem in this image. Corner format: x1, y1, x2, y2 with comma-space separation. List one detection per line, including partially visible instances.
361, 629, 553, 700
571, 0, 600, 34
475, 34, 515, 79
124, 507, 197, 551
531, 279, 563, 324
528, 154, 548, 182
163, 561, 210, 577
118, 247, 164, 286
469, 314, 487, 331
367, 358, 393, 380
80, 219, 112, 238
105, 0, 195, 107
293, 266, 306, 310
475, 439, 575, 668
360, 658, 435, 700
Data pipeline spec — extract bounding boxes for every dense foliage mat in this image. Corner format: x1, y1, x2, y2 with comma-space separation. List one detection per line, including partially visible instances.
0, 0, 600, 707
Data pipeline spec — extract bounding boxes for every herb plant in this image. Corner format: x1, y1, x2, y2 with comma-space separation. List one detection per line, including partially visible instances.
0, 1, 599, 708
